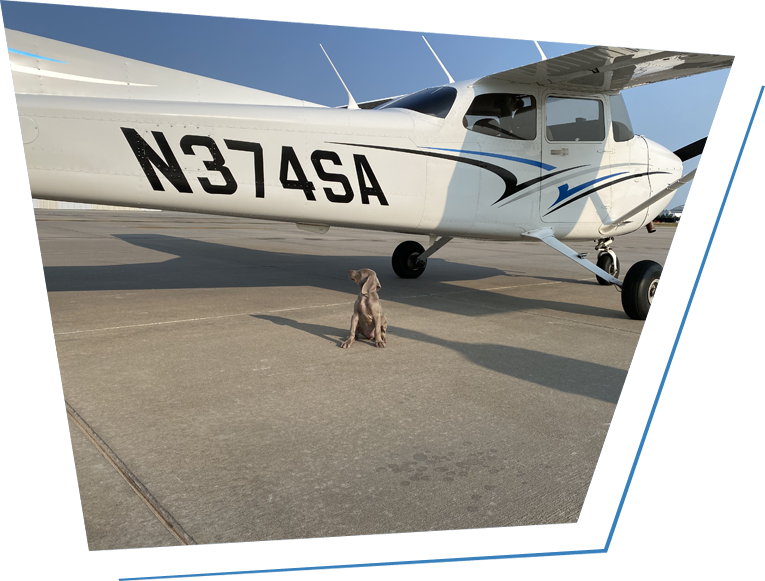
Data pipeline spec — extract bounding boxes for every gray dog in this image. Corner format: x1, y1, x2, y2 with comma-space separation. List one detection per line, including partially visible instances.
341, 269, 387, 348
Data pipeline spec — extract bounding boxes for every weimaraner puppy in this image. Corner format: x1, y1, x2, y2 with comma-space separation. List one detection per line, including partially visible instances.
341, 269, 387, 348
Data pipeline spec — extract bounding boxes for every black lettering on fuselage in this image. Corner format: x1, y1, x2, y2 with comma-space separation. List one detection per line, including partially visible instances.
311, 150, 354, 204
279, 146, 316, 201
225, 140, 265, 198
121, 128, 192, 193
121, 128, 388, 207
180, 135, 237, 195
354, 154, 389, 206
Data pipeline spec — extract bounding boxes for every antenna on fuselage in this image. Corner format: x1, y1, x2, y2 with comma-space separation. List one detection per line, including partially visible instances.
319, 44, 359, 110
422, 36, 455, 84
533, 40, 548, 61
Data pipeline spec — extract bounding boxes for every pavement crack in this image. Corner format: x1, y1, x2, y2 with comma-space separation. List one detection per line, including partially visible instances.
65, 401, 196, 546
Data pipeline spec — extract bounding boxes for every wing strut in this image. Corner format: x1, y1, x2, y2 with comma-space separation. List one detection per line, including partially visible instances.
600, 170, 696, 235
422, 36, 455, 84
320, 44, 359, 110
533, 41, 547, 61
522, 228, 622, 286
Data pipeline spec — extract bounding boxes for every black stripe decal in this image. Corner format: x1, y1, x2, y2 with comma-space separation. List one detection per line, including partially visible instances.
328, 142, 585, 205
543, 172, 670, 217
492, 165, 587, 205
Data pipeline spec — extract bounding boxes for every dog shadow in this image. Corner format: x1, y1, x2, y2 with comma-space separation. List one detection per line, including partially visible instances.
252, 314, 380, 349
252, 314, 625, 403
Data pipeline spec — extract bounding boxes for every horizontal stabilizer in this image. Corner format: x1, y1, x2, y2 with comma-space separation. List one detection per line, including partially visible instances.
601, 170, 696, 234
477, 46, 732, 93
6, 29, 321, 107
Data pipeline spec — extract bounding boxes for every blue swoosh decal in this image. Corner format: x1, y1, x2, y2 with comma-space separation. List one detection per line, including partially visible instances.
422, 147, 557, 171
551, 172, 627, 207
9, 48, 67, 63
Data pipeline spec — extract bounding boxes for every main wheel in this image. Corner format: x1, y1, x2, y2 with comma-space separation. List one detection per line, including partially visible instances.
621, 260, 662, 320
596, 252, 620, 286
392, 240, 426, 279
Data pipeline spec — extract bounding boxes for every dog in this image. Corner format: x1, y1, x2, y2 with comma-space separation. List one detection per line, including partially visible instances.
341, 269, 387, 348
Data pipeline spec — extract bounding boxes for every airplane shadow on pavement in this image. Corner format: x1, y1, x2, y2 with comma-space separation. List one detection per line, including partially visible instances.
42, 233, 627, 320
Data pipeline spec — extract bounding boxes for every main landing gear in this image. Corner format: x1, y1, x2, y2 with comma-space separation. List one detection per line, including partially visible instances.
392, 236, 452, 279
516, 228, 662, 321
592, 237, 661, 320
621, 260, 662, 320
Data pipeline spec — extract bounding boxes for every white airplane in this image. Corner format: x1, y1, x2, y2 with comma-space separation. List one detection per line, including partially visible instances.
6, 29, 732, 320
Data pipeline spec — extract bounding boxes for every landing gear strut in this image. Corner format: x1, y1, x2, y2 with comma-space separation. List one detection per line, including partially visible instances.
392, 236, 452, 279
522, 228, 661, 320
595, 238, 620, 286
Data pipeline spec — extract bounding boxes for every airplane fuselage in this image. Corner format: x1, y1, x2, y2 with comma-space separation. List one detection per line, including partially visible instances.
18, 79, 682, 241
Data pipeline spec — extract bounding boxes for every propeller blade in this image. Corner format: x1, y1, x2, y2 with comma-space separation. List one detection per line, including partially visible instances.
674, 137, 707, 162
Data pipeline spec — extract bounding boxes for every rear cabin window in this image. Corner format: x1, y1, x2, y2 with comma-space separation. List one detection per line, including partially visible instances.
610, 93, 635, 142
545, 96, 605, 142
378, 86, 458, 119
463, 93, 537, 140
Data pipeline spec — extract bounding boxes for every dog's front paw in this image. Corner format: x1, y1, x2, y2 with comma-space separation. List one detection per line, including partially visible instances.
341, 340, 353, 349
375, 340, 386, 348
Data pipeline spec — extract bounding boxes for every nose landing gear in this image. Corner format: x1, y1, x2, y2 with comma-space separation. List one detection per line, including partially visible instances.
595, 238, 620, 286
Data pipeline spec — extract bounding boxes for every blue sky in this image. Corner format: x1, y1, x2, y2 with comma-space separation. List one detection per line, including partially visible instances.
2, 0, 744, 205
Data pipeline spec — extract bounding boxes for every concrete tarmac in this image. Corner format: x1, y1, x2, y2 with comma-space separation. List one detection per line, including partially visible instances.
34, 210, 676, 550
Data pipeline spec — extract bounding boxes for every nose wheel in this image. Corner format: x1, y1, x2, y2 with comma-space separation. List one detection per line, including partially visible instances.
596, 251, 620, 286
594, 238, 619, 286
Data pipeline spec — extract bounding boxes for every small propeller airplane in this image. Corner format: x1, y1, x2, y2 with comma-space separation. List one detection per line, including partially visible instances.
6, 29, 732, 320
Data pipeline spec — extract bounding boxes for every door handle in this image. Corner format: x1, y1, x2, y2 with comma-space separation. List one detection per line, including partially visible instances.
550, 148, 569, 156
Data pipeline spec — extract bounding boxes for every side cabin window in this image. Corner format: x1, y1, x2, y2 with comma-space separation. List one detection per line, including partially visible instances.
610, 93, 635, 142
377, 86, 458, 119
463, 93, 537, 140
545, 96, 605, 142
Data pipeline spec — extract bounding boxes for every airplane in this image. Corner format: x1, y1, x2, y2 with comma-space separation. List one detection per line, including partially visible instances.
5, 28, 732, 320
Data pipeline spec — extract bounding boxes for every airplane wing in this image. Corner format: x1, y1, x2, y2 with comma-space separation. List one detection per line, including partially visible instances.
5, 29, 323, 107
477, 46, 733, 92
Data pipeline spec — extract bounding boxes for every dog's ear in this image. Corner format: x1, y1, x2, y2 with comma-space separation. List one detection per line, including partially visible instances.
361, 270, 381, 296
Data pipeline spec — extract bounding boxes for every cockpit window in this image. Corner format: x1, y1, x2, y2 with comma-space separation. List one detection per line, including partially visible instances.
610, 93, 635, 142
463, 93, 537, 140
546, 96, 605, 142
377, 86, 458, 119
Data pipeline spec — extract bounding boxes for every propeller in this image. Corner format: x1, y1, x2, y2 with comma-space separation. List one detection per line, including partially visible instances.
673, 137, 707, 162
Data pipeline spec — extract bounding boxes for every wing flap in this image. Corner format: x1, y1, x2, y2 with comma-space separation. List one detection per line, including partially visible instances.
478, 46, 733, 93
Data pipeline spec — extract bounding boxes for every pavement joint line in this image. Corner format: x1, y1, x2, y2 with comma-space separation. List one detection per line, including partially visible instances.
65, 401, 196, 546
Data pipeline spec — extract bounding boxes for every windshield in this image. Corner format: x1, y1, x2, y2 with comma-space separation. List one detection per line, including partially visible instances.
463, 93, 537, 140
377, 86, 458, 119
610, 93, 634, 142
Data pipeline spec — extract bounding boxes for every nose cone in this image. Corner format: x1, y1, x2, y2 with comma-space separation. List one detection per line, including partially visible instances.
645, 137, 683, 179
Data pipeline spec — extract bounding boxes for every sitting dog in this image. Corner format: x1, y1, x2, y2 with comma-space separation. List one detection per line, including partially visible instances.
341, 269, 387, 348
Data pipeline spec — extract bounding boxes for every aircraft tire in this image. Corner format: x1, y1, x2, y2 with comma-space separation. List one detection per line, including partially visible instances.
596, 252, 620, 286
392, 241, 427, 279
621, 260, 662, 320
